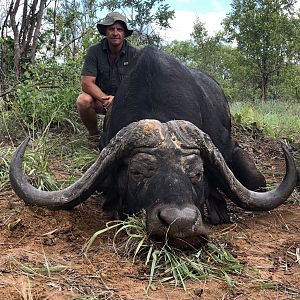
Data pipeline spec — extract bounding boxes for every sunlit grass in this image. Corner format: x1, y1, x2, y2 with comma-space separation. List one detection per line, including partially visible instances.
230, 100, 300, 141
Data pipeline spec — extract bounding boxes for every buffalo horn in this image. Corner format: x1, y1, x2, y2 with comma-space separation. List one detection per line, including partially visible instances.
9, 120, 165, 209
171, 120, 297, 211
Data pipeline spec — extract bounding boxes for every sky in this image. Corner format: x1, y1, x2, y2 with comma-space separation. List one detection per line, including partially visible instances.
162, 0, 299, 42
161, 0, 232, 41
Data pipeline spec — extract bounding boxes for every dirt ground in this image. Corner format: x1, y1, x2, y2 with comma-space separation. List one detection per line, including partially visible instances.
0, 128, 299, 300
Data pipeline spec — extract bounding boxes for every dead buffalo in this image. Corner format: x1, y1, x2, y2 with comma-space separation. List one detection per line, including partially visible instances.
10, 47, 297, 249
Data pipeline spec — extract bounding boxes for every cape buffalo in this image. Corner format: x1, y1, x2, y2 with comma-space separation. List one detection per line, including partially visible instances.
10, 47, 297, 249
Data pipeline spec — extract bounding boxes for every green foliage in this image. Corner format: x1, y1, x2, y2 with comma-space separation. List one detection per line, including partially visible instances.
56, 138, 98, 188
191, 20, 226, 79
164, 8, 300, 104
270, 63, 300, 102
0, 135, 58, 191
218, 48, 259, 102
223, 0, 300, 101
0, 145, 14, 189
9, 58, 81, 133
2, 131, 98, 191
164, 40, 195, 67
165, 20, 229, 80
42, 0, 101, 59
231, 100, 300, 140
224, 0, 298, 60
0, 36, 15, 90
22, 137, 59, 191
84, 215, 243, 290
20, 139, 94, 191
163, 33, 255, 102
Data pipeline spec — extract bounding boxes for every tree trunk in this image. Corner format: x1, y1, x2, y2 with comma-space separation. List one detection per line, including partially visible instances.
261, 74, 268, 102
9, 0, 21, 78
7, 0, 46, 78
260, 55, 269, 102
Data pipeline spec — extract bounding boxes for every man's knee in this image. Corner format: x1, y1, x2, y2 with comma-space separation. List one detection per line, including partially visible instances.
76, 93, 94, 109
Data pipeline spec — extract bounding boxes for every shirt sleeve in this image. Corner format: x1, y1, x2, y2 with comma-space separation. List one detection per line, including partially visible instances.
81, 46, 98, 77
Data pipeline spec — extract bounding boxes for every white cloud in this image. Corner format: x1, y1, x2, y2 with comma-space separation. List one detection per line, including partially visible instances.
160, 10, 196, 42
201, 11, 227, 35
161, 0, 299, 42
211, 0, 225, 11
161, 10, 226, 42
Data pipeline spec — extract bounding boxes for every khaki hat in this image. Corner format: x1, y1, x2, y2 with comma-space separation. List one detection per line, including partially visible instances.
97, 12, 133, 37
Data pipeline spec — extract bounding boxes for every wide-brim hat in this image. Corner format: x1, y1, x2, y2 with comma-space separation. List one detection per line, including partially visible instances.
97, 12, 133, 37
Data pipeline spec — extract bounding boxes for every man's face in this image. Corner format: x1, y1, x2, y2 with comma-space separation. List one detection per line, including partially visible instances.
106, 21, 126, 48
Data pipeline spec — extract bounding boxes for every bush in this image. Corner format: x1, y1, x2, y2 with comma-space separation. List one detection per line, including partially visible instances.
2, 57, 82, 137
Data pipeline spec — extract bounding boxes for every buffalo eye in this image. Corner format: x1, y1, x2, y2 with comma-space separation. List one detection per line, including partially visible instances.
182, 154, 204, 184
128, 153, 158, 181
189, 170, 203, 184
129, 169, 144, 181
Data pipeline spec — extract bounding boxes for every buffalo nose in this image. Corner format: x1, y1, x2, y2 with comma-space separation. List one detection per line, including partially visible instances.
159, 207, 198, 228
147, 204, 208, 248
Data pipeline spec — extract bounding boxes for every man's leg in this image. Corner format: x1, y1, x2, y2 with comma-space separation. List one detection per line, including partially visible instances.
76, 92, 105, 136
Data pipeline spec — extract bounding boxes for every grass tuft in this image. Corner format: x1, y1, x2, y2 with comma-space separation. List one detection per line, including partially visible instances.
84, 214, 244, 290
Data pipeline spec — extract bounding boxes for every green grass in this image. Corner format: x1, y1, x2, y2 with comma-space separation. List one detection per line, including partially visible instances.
84, 214, 244, 290
0, 130, 98, 190
230, 100, 300, 142
0, 144, 14, 189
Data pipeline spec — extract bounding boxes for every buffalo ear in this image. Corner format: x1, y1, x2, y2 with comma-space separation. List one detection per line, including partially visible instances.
117, 165, 128, 203
231, 146, 266, 191
102, 163, 129, 219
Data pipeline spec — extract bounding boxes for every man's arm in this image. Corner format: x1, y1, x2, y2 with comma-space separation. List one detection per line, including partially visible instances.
81, 75, 114, 109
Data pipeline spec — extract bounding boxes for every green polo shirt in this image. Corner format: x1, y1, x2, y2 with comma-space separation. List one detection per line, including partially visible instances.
81, 38, 140, 96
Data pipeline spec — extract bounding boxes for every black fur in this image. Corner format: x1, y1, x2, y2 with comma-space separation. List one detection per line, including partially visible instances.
100, 47, 266, 224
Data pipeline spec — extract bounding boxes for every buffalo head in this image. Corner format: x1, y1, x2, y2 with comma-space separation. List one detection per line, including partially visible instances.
10, 120, 297, 248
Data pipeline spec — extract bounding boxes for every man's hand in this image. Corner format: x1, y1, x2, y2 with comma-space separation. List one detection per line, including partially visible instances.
102, 95, 114, 110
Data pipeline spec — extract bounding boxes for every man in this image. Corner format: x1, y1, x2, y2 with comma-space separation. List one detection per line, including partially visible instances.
76, 12, 140, 138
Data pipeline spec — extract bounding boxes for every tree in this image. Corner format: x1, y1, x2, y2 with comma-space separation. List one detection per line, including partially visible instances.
100, 0, 175, 46
191, 21, 226, 79
164, 20, 226, 76
223, 0, 300, 102
4, 0, 47, 78
164, 19, 268, 102
0, 0, 175, 95
164, 40, 195, 66
41, 0, 100, 59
